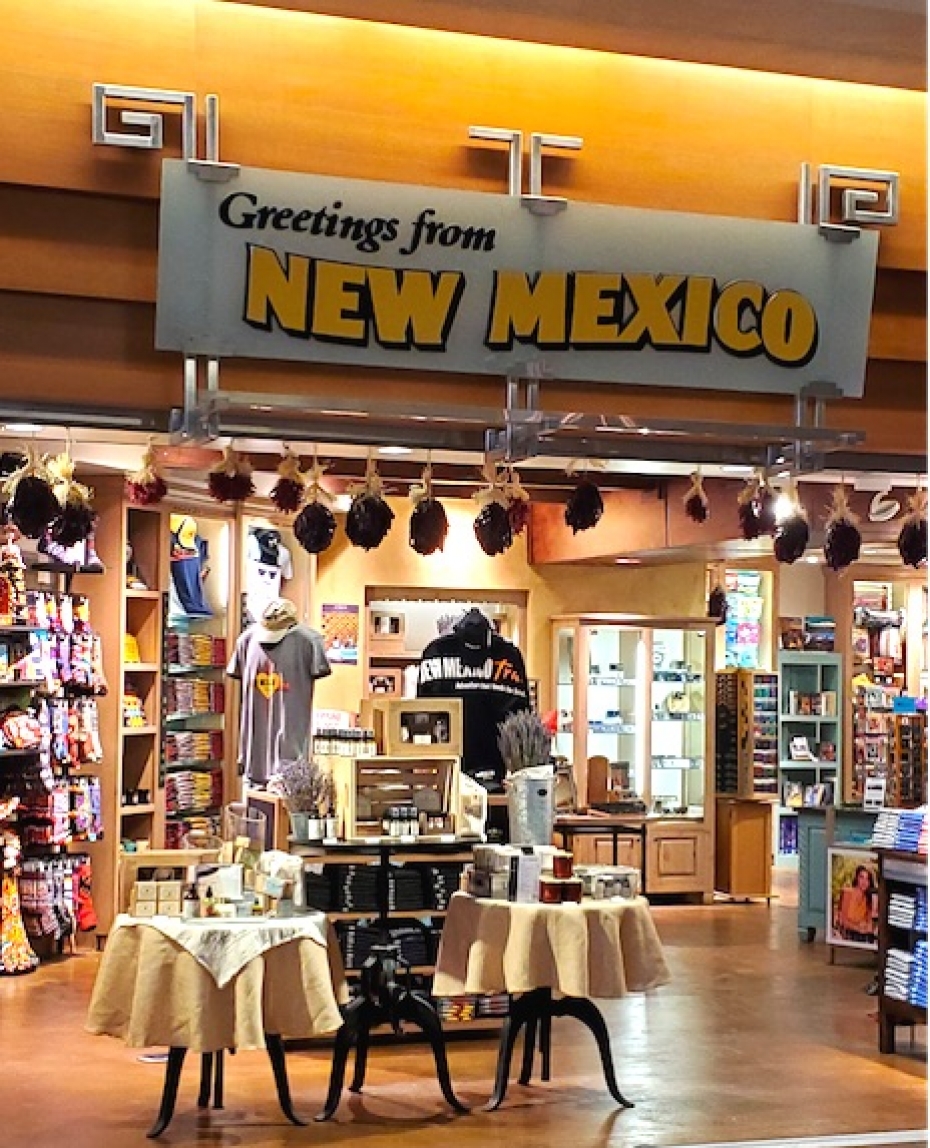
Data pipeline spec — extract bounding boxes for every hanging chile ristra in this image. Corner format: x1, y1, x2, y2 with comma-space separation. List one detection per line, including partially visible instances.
564, 459, 605, 534
208, 444, 255, 503
737, 470, 776, 540
707, 584, 728, 623
773, 480, 810, 564
345, 454, 394, 550
269, 447, 306, 514
897, 487, 928, 568
823, 486, 862, 573
3, 447, 60, 539
505, 467, 531, 536
409, 458, 449, 556
292, 456, 337, 555
125, 440, 168, 506
473, 459, 513, 556
48, 452, 96, 546
683, 470, 709, 524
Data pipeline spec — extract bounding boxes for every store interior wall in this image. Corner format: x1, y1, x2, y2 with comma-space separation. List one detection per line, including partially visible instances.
311, 496, 707, 716
778, 562, 827, 620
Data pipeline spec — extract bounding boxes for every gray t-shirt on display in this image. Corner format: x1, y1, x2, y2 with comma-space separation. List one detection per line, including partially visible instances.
227, 623, 331, 785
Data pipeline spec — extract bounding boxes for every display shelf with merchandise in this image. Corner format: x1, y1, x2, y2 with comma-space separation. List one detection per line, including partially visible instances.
775, 652, 842, 860
876, 848, 927, 1053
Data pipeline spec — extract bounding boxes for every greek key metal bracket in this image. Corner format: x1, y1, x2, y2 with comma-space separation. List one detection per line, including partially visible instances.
468, 126, 583, 214
798, 162, 899, 243
91, 83, 240, 182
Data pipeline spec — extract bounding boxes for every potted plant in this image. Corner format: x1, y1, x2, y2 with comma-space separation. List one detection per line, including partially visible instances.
269, 756, 324, 842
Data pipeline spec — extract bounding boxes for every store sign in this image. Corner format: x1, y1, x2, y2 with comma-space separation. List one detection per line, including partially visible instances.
156, 161, 878, 396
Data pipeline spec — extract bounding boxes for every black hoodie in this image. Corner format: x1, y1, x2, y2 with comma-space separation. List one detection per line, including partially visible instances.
416, 609, 530, 789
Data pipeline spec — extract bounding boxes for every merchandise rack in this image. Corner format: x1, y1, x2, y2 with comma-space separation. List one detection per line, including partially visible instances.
876, 848, 927, 1053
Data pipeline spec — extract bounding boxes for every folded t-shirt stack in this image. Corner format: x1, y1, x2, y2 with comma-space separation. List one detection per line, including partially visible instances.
333, 865, 379, 913
915, 885, 928, 932
895, 810, 924, 853
424, 864, 464, 910
338, 922, 432, 969
871, 810, 900, 849
888, 892, 917, 931
388, 868, 426, 912
908, 939, 928, 1008
304, 870, 335, 912
884, 948, 914, 1001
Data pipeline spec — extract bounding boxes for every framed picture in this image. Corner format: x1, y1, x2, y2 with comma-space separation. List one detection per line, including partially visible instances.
827, 847, 879, 951
367, 669, 401, 697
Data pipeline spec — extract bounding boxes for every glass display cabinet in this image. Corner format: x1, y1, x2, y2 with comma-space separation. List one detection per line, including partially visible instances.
552, 614, 715, 896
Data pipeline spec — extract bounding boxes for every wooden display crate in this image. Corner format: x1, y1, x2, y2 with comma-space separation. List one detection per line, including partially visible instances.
363, 697, 463, 758
328, 754, 460, 839
368, 610, 406, 654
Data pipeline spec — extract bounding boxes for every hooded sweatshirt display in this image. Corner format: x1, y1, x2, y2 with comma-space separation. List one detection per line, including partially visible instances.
416, 609, 530, 789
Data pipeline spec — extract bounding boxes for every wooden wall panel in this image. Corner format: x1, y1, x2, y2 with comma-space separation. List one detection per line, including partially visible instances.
225, 0, 926, 91
0, 1, 924, 270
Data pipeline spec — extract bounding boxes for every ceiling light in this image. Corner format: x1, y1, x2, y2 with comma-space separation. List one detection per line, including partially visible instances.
774, 493, 795, 523
3, 423, 42, 434
804, 555, 819, 564
332, 494, 352, 513
721, 465, 753, 474
378, 445, 413, 456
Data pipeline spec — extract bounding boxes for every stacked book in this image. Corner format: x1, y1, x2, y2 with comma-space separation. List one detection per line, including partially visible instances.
908, 940, 928, 1008
884, 948, 914, 1002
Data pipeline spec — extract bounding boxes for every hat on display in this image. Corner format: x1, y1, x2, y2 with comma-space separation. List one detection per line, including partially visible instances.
255, 598, 299, 644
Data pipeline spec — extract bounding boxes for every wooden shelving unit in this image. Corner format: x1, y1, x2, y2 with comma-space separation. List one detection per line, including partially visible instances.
877, 848, 927, 1053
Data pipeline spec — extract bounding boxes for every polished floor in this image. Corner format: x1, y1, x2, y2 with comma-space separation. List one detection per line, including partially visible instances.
1, 891, 925, 1148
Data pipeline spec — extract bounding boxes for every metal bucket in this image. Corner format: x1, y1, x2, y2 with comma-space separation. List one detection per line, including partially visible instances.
506, 768, 555, 846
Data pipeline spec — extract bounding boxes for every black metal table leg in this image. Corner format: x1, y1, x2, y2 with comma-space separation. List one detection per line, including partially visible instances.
518, 1013, 538, 1086
197, 1053, 214, 1109
212, 1050, 225, 1109
484, 993, 534, 1112
395, 989, 469, 1114
265, 1033, 307, 1126
349, 1024, 370, 1093
316, 997, 365, 1121
552, 997, 634, 1108
147, 1047, 187, 1138
539, 1011, 552, 1083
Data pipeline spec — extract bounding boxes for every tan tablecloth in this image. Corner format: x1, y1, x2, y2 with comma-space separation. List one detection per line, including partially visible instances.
433, 892, 670, 999
86, 917, 348, 1052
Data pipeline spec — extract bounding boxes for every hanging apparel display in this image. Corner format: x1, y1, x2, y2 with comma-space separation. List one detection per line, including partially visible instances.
416, 608, 530, 790
168, 514, 212, 620
227, 599, 331, 786
244, 527, 294, 625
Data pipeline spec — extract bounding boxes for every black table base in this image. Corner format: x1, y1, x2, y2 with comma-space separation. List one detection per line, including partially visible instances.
316, 944, 468, 1121
486, 988, 635, 1112
146, 1034, 304, 1138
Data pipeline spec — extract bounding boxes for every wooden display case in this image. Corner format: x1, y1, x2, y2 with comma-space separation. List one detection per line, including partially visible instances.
363, 697, 463, 758
715, 796, 774, 899
327, 754, 460, 839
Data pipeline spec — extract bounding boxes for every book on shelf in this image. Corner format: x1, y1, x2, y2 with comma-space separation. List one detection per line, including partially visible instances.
779, 617, 805, 651
803, 616, 836, 652
789, 736, 816, 762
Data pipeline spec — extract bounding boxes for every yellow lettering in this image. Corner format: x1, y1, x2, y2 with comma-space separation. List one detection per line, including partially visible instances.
243, 244, 310, 335
569, 273, 623, 345
310, 260, 368, 345
485, 271, 569, 349
619, 274, 684, 347
367, 267, 465, 350
714, 280, 765, 356
678, 276, 716, 350
761, 290, 819, 366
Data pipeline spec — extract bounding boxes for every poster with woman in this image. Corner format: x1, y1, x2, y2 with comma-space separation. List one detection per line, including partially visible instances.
827, 848, 879, 950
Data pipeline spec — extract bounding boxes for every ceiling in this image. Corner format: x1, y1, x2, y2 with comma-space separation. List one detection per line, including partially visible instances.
224, 0, 928, 89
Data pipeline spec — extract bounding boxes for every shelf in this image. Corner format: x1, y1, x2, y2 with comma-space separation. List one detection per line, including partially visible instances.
328, 909, 448, 921
652, 713, 703, 723
166, 712, 224, 722
30, 561, 105, 577
120, 803, 156, 816
126, 589, 162, 600
779, 760, 837, 770
166, 806, 222, 819
167, 664, 225, 675
0, 747, 42, 758
123, 725, 159, 736
344, 965, 435, 977
0, 624, 46, 634
124, 663, 160, 673
163, 759, 223, 771
780, 714, 839, 723
369, 652, 421, 663
0, 679, 41, 689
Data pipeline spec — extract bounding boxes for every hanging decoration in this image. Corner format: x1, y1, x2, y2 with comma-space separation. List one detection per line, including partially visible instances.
737, 470, 776, 540
897, 486, 928, 568
683, 470, 709, 524
773, 481, 809, 564
823, 485, 862, 573
208, 445, 255, 503
505, 467, 531, 536
3, 448, 59, 539
409, 457, 449, 556
292, 456, 337, 555
269, 446, 306, 514
48, 452, 96, 546
473, 459, 513, 556
125, 440, 167, 506
346, 454, 394, 550
564, 460, 604, 534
